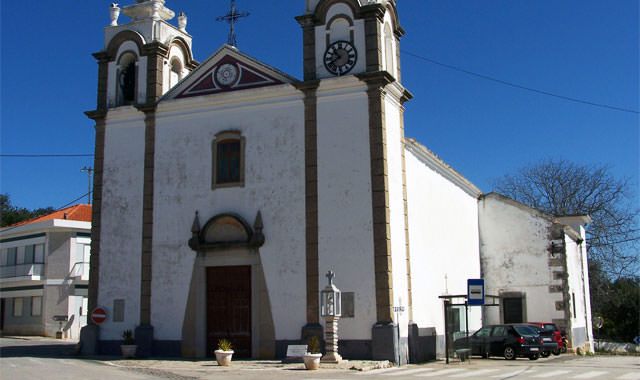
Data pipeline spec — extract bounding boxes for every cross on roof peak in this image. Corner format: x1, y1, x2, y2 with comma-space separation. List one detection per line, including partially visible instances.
216, 0, 250, 47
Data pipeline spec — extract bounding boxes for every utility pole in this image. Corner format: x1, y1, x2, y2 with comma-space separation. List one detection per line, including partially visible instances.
80, 166, 93, 204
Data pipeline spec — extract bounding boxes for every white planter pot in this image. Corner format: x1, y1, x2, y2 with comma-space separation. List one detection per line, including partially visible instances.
120, 344, 137, 359
303, 353, 322, 370
214, 350, 234, 366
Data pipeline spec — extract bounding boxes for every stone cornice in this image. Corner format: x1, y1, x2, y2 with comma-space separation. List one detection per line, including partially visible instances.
135, 103, 158, 114
293, 79, 320, 93
355, 70, 395, 88
295, 13, 316, 27
84, 109, 108, 121
92, 51, 111, 62
360, 3, 386, 22
141, 41, 169, 57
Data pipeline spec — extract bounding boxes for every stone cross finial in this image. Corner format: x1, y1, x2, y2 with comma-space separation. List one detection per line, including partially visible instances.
326, 270, 335, 286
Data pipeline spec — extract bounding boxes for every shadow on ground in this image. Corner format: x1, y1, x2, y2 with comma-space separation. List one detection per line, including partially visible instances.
0, 342, 78, 358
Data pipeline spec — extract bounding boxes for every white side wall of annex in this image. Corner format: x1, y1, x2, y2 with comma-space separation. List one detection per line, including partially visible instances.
405, 150, 482, 343
478, 196, 563, 324
98, 108, 146, 339
151, 85, 306, 341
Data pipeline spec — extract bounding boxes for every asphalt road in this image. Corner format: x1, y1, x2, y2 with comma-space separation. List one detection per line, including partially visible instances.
1, 337, 639, 380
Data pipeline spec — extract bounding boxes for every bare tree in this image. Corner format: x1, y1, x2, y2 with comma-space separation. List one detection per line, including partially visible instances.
494, 159, 639, 279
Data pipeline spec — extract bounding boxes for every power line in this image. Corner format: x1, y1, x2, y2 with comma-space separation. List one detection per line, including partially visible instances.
401, 50, 639, 115
56, 192, 91, 209
0, 154, 93, 157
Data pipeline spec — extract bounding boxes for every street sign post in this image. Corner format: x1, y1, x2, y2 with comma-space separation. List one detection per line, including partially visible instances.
91, 307, 107, 324
467, 279, 485, 306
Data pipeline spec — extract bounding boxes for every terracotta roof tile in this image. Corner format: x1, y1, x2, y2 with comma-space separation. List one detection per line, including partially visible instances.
8, 204, 92, 227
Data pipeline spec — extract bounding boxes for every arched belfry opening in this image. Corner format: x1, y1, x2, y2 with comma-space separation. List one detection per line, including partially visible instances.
117, 52, 137, 105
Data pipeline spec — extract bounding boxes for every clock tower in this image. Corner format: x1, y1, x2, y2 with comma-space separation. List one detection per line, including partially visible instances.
297, 0, 413, 363
296, 0, 404, 81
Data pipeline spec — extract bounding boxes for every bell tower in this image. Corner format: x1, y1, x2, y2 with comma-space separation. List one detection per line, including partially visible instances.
296, 0, 404, 81
82, 0, 198, 357
296, 0, 413, 364
94, 0, 197, 109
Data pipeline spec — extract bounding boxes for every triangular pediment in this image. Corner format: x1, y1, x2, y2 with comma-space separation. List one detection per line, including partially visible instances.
163, 45, 297, 100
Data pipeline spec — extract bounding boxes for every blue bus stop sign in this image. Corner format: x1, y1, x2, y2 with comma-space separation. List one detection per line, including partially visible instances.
467, 279, 485, 306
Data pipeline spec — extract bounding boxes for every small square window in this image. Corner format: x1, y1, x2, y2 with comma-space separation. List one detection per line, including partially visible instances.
13, 297, 23, 317
31, 296, 42, 316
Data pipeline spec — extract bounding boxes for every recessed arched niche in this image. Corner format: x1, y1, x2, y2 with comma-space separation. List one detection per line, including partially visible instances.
188, 211, 264, 252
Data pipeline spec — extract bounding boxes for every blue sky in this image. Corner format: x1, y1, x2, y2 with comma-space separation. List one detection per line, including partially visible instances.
1, 0, 638, 211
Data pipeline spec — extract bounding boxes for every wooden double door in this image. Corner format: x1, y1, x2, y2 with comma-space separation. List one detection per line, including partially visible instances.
206, 266, 251, 358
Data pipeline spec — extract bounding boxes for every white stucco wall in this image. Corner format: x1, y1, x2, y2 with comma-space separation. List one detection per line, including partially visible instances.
405, 143, 482, 353
479, 196, 594, 350
98, 107, 146, 339
316, 77, 376, 339
478, 195, 564, 325
151, 84, 306, 341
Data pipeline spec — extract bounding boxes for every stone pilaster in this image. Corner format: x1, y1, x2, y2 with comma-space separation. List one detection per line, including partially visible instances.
296, 14, 317, 81
294, 80, 321, 329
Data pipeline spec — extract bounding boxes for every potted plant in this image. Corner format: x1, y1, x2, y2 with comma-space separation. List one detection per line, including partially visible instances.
303, 335, 322, 370
120, 329, 137, 359
214, 339, 234, 366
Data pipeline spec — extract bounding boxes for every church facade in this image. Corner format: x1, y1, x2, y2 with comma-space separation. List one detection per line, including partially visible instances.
81, 0, 591, 361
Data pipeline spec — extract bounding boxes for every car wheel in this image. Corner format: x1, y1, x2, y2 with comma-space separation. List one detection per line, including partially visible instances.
552, 349, 560, 356
541, 351, 550, 358
529, 353, 539, 360
503, 346, 516, 360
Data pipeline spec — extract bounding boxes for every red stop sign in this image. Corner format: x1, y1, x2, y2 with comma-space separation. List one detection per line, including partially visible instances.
91, 307, 107, 324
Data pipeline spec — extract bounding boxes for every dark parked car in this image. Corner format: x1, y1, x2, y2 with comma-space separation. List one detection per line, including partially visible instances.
526, 324, 559, 357
454, 324, 543, 360
528, 322, 562, 354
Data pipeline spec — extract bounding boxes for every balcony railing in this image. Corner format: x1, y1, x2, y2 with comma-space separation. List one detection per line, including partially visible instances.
0, 264, 44, 279
69, 262, 89, 280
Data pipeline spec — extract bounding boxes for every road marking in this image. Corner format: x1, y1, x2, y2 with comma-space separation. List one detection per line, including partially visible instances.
450, 368, 500, 378
619, 373, 640, 380
416, 368, 467, 377
383, 368, 436, 376
532, 370, 571, 378
356, 367, 403, 375
491, 368, 537, 378
570, 371, 607, 379
27, 358, 44, 366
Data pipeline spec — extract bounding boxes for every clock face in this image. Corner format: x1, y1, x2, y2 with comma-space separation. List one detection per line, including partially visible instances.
324, 40, 357, 76
215, 63, 238, 86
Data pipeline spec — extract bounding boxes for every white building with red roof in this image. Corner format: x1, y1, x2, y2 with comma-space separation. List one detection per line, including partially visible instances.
0, 204, 91, 339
